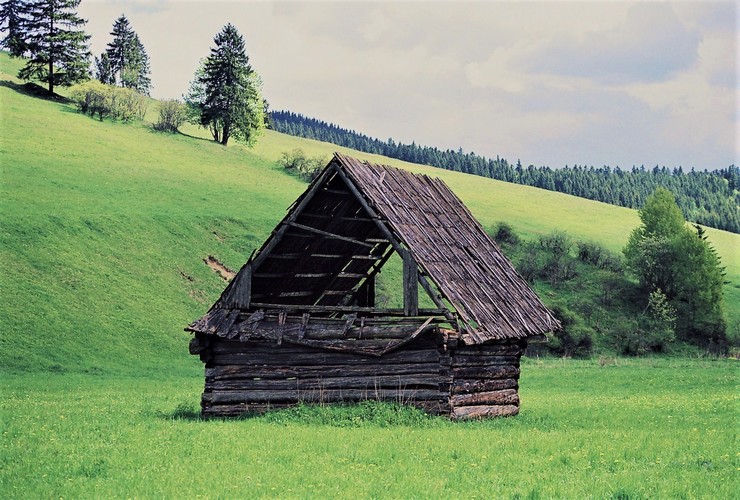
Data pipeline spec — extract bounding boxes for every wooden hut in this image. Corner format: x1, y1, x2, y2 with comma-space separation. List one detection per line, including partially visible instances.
187, 153, 559, 419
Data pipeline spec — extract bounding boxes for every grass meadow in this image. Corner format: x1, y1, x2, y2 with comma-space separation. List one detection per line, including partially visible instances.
1, 52, 738, 498
2, 358, 737, 499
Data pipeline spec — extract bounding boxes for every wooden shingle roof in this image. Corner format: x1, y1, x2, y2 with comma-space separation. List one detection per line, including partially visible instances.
189, 153, 559, 345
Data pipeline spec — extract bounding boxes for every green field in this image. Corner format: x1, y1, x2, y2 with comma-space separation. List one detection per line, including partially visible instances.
1, 359, 736, 498
1, 51, 738, 498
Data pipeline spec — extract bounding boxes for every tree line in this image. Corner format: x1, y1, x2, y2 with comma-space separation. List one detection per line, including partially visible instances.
269, 111, 740, 234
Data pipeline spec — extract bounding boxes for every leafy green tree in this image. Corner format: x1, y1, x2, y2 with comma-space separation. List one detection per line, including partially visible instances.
103, 15, 151, 95
0, 0, 28, 57
185, 23, 264, 146
18, 0, 91, 95
624, 188, 727, 349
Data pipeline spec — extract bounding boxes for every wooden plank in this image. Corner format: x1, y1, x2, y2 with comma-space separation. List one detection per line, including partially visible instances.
451, 365, 520, 379
247, 302, 447, 316
205, 388, 447, 405
402, 248, 419, 316
206, 362, 444, 380
451, 404, 519, 420
206, 374, 442, 391
450, 355, 520, 367
211, 348, 440, 366
287, 221, 375, 248
451, 378, 518, 394
450, 389, 519, 406
277, 291, 313, 297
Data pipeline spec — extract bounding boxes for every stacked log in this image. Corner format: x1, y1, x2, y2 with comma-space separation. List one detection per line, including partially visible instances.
449, 340, 524, 419
194, 329, 452, 418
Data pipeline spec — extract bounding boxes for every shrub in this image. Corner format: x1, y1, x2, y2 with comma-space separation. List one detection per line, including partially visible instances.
547, 305, 593, 358
493, 222, 520, 245
70, 80, 112, 121
279, 149, 327, 181
111, 87, 148, 121
538, 231, 576, 286
577, 240, 622, 272
154, 99, 187, 133
69, 81, 148, 122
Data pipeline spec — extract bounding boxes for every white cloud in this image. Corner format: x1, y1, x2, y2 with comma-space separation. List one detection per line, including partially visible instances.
77, 1, 737, 170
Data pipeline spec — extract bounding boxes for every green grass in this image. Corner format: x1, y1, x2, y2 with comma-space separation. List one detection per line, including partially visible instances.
1, 51, 739, 499
1, 358, 736, 498
1, 51, 738, 376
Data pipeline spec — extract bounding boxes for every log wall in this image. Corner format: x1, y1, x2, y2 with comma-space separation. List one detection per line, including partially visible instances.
448, 339, 525, 419
191, 331, 525, 419
193, 329, 452, 418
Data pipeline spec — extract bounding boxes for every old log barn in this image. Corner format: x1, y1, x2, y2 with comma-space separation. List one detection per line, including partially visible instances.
187, 153, 559, 419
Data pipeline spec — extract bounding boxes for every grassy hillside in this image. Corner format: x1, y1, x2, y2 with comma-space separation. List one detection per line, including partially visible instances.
1, 52, 737, 376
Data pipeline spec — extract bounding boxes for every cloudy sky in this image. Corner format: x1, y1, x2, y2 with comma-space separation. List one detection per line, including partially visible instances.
79, 1, 737, 171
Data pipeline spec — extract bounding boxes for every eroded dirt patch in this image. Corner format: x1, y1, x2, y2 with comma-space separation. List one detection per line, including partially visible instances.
204, 255, 236, 282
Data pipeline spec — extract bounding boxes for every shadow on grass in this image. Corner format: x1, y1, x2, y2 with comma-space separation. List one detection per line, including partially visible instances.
0, 79, 71, 103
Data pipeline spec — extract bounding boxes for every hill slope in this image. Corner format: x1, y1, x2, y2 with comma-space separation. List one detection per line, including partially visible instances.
1, 54, 737, 374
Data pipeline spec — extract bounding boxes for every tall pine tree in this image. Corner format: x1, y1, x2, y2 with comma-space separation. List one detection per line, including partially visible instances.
94, 51, 114, 84
103, 14, 151, 95
18, 0, 90, 95
0, 0, 28, 57
185, 23, 263, 146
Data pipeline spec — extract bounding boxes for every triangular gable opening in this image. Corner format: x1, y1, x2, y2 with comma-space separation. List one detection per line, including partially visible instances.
217, 155, 452, 322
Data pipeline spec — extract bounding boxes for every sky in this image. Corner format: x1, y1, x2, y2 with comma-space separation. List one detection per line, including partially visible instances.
78, 1, 738, 171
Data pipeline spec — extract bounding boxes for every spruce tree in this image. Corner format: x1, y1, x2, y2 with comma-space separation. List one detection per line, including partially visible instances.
94, 51, 114, 84
104, 14, 150, 95
185, 23, 263, 146
0, 0, 28, 57
18, 0, 90, 95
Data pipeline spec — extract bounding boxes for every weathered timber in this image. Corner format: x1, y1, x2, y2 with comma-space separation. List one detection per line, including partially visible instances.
206, 374, 443, 391
204, 388, 447, 405
450, 389, 519, 406
210, 348, 440, 366
451, 404, 519, 420
402, 248, 419, 317
450, 355, 520, 367
451, 378, 518, 394
245, 302, 447, 316
205, 363, 445, 381
453, 344, 524, 356
202, 402, 295, 418
286, 221, 376, 248
203, 399, 451, 418
451, 364, 520, 379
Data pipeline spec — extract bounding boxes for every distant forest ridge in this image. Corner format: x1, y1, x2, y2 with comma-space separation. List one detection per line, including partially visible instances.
269, 111, 740, 234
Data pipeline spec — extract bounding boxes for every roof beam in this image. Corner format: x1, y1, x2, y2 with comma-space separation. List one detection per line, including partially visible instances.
332, 164, 453, 319
248, 301, 447, 316
286, 221, 376, 248
249, 166, 339, 271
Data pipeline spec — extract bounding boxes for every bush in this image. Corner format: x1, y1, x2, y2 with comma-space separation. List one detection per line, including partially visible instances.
577, 240, 622, 272
538, 231, 576, 286
605, 292, 677, 355
154, 99, 187, 133
279, 149, 327, 181
493, 222, 520, 245
70, 80, 112, 121
547, 305, 593, 358
69, 81, 148, 122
